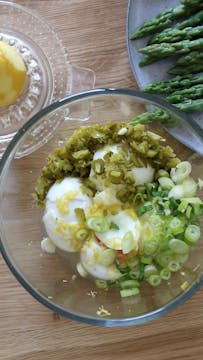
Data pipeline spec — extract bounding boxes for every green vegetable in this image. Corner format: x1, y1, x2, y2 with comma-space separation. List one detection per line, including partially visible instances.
167, 84, 203, 104
98, 249, 116, 266
169, 217, 184, 235
120, 279, 140, 289
146, 274, 162, 287
169, 62, 203, 75
121, 231, 137, 254
149, 26, 203, 45
130, 4, 195, 40
120, 288, 140, 297
160, 268, 171, 280
75, 228, 89, 242
130, 107, 178, 127
185, 224, 201, 244
168, 238, 189, 254
175, 98, 203, 112
86, 216, 109, 233
149, 10, 203, 44
143, 72, 203, 95
170, 161, 192, 184
158, 177, 174, 190
144, 264, 159, 278
176, 51, 203, 66
168, 260, 181, 272
109, 222, 120, 230
95, 279, 108, 289
139, 38, 203, 66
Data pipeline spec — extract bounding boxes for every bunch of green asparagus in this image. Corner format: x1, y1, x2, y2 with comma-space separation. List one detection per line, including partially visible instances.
130, 0, 203, 115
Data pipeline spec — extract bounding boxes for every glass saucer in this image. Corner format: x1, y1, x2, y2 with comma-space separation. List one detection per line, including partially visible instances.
0, 1, 95, 157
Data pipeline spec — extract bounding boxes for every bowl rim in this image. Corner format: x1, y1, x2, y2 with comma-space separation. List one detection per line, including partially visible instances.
0, 87, 203, 327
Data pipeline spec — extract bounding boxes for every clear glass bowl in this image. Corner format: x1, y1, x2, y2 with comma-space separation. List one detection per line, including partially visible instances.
0, 89, 203, 327
0, 1, 95, 157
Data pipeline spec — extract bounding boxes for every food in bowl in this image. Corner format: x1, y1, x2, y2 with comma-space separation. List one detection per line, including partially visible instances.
35, 121, 202, 298
0, 40, 26, 107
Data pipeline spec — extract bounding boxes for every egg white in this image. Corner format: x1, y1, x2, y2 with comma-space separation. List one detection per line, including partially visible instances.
96, 209, 141, 251
80, 237, 121, 280
43, 177, 92, 252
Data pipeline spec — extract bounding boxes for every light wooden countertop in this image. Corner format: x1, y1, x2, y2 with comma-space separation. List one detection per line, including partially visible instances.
1, 1, 203, 359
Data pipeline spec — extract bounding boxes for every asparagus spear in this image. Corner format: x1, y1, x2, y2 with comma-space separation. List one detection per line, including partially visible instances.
181, 0, 203, 9
129, 107, 177, 126
175, 50, 203, 66
175, 98, 203, 112
166, 84, 203, 103
147, 25, 203, 45
169, 62, 203, 75
130, 5, 187, 40
149, 9, 203, 44
139, 38, 203, 66
143, 73, 203, 94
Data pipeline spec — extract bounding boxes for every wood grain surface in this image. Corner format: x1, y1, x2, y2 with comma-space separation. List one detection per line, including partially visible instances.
0, 1, 203, 360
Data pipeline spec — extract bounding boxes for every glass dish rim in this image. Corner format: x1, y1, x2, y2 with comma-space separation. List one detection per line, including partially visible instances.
0, 87, 202, 327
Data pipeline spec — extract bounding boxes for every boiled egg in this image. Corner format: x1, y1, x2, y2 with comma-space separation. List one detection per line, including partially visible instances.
96, 209, 141, 252
130, 164, 155, 185
80, 236, 121, 280
43, 177, 92, 252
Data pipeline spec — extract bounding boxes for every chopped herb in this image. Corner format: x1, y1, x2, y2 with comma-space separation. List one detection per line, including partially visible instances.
109, 222, 120, 230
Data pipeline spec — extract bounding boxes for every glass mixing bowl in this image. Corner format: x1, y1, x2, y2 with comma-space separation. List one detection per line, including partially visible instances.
0, 89, 203, 326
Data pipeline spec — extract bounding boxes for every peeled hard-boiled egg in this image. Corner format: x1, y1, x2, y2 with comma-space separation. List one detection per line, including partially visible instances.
80, 236, 121, 280
43, 177, 92, 252
96, 209, 141, 251
130, 164, 155, 185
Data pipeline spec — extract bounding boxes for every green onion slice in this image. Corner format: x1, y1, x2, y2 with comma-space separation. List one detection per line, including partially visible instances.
98, 249, 116, 266
185, 224, 200, 244
86, 216, 109, 233
121, 231, 137, 254
146, 274, 161, 287
170, 161, 192, 184
169, 238, 189, 255
120, 288, 140, 298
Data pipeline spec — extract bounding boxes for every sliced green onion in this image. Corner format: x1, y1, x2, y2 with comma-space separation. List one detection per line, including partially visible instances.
168, 184, 184, 199
129, 263, 145, 281
86, 216, 109, 233
168, 260, 181, 272
158, 177, 174, 190
127, 256, 139, 268
143, 238, 159, 256
169, 217, 184, 235
186, 205, 192, 219
144, 264, 159, 278
140, 256, 152, 265
75, 228, 89, 242
155, 169, 169, 179
95, 279, 108, 289
121, 231, 137, 254
193, 203, 203, 216
182, 177, 197, 197
185, 224, 200, 244
160, 268, 171, 280
120, 288, 140, 298
76, 262, 88, 277
175, 252, 189, 264
156, 250, 173, 267
170, 161, 192, 184
109, 222, 119, 230
168, 238, 189, 255
98, 249, 116, 266
146, 274, 161, 287
120, 279, 140, 289
133, 192, 145, 203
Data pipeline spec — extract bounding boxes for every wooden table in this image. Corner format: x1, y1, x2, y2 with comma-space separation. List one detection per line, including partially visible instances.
1, 1, 203, 359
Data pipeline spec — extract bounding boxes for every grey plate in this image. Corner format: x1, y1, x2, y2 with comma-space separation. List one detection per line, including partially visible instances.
127, 0, 203, 154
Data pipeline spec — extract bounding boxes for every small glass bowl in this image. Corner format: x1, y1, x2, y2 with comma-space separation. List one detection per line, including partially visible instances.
0, 1, 95, 156
0, 89, 202, 327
